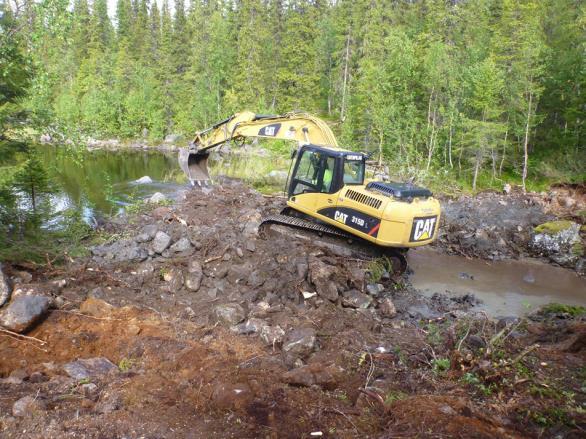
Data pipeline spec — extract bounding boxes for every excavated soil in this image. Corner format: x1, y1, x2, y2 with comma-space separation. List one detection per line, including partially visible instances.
1, 179, 585, 438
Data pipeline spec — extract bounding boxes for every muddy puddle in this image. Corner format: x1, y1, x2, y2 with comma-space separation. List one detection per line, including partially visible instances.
409, 248, 586, 316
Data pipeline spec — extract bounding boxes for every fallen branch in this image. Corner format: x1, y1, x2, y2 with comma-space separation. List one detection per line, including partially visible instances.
204, 246, 230, 264
512, 344, 539, 364
0, 327, 46, 345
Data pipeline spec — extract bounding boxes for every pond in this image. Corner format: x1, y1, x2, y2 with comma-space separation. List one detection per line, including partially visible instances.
30, 145, 289, 223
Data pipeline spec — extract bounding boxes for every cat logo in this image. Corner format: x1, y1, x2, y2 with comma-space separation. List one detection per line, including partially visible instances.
410, 216, 437, 242
258, 123, 281, 137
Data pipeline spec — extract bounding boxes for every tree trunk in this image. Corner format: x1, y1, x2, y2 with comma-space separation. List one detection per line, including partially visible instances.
448, 117, 453, 168
340, 33, 350, 122
499, 125, 508, 176
378, 132, 383, 166
472, 150, 481, 191
522, 91, 533, 193
425, 107, 436, 172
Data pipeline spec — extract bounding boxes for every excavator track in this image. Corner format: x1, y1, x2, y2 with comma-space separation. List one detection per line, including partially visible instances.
259, 211, 408, 275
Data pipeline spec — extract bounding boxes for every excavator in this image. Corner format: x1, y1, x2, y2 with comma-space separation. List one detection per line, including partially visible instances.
178, 111, 441, 273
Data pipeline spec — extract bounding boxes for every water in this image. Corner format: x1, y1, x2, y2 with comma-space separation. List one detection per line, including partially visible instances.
409, 247, 586, 316
35, 146, 187, 221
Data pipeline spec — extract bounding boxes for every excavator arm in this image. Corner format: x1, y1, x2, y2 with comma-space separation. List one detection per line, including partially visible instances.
178, 111, 339, 184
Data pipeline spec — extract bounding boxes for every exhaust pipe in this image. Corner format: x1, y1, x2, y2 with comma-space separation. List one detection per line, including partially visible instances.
178, 146, 211, 186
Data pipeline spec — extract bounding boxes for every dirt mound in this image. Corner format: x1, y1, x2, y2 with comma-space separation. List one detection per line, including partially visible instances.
385, 395, 520, 438
1, 179, 585, 437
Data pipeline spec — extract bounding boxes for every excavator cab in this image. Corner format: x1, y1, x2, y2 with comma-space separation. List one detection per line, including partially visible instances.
288, 145, 365, 197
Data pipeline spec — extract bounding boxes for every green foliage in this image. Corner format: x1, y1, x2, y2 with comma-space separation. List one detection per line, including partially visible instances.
0, 0, 583, 191
431, 358, 450, 375
540, 303, 586, 317
366, 255, 395, 282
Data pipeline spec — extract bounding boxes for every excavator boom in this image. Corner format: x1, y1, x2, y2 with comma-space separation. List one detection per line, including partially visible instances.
179, 111, 339, 184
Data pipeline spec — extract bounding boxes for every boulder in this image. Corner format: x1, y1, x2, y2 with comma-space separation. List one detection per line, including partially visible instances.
260, 325, 286, 346
12, 395, 46, 417
185, 271, 203, 292
231, 318, 267, 335
91, 240, 147, 262
170, 237, 192, 253
148, 192, 167, 204
164, 134, 183, 143
63, 357, 118, 380
366, 283, 384, 297
308, 258, 339, 302
211, 383, 253, 411
80, 298, 114, 317
152, 231, 172, 254
282, 363, 344, 390
0, 262, 11, 307
282, 327, 317, 358
341, 290, 372, 309
531, 221, 583, 267
214, 303, 246, 325
0, 295, 50, 333
135, 176, 153, 184
379, 298, 397, 318
162, 268, 184, 291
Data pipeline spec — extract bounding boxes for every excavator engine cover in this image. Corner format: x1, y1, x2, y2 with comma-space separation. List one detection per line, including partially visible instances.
178, 147, 210, 185
365, 181, 432, 200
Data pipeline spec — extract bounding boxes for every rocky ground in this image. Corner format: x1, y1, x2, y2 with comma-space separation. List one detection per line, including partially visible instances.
0, 179, 585, 438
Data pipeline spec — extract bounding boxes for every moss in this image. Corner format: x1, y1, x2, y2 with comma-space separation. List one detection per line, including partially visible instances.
534, 220, 575, 235
571, 241, 584, 256
541, 303, 586, 317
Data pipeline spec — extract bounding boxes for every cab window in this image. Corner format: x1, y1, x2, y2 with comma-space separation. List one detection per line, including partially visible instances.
291, 151, 336, 195
343, 159, 364, 184
322, 157, 335, 193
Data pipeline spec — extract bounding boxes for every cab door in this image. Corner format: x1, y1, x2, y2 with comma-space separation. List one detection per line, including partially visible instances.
288, 149, 338, 215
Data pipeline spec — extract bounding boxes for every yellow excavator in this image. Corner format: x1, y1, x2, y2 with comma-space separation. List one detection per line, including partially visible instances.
178, 111, 441, 272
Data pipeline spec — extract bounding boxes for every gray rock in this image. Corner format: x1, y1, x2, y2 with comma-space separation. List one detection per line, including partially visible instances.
39, 134, 52, 144
342, 290, 373, 309
282, 363, 343, 389
81, 383, 99, 399
95, 392, 122, 414
152, 231, 172, 254
309, 258, 339, 302
379, 298, 397, 318
148, 192, 167, 204
530, 221, 582, 267
282, 327, 317, 357
142, 224, 158, 239
14, 270, 33, 284
296, 262, 308, 280
12, 395, 46, 417
497, 316, 520, 331
170, 237, 192, 253
214, 303, 246, 325
91, 240, 147, 262
407, 303, 440, 320
185, 271, 203, 292
164, 134, 183, 143
63, 357, 118, 380
231, 318, 267, 335
466, 335, 487, 350
260, 325, 285, 346
135, 176, 153, 184
0, 295, 50, 333
235, 247, 244, 258
265, 170, 288, 181
0, 262, 11, 307
2, 369, 27, 384
245, 240, 256, 252
366, 283, 384, 296
162, 268, 184, 291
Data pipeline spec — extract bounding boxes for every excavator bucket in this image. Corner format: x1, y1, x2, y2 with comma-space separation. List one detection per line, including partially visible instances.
178, 148, 210, 185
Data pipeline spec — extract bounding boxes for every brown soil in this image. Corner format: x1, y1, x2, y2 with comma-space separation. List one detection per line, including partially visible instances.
1, 179, 585, 438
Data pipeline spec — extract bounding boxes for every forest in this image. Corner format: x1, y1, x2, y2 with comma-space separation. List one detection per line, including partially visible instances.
1, 0, 584, 192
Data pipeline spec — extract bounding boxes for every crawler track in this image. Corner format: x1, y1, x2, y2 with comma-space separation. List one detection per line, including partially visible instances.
259, 209, 408, 274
